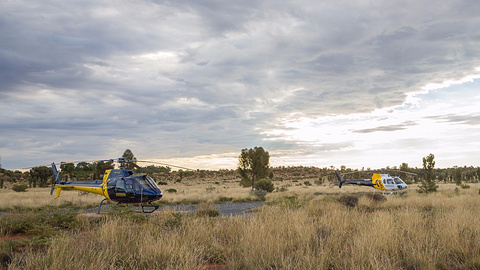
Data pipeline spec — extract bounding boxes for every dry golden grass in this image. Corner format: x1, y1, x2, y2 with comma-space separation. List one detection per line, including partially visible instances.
1, 181, 478, 210
5, 183, 480, 269
0, 188, 101, 211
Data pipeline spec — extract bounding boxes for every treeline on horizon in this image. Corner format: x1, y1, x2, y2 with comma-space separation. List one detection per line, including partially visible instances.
1, 162, 479, 189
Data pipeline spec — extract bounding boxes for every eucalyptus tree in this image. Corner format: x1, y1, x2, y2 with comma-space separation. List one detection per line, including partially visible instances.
238, 147, 272, 190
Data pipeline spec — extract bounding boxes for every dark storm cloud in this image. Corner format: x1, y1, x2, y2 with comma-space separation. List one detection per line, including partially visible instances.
1, 0, 480, 168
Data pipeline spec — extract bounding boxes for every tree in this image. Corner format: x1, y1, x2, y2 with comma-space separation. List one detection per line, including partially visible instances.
30, 166, 53, 188
60, 162, 75, 181
122, 149, 137, 170
453, 167, 463, 186
94, 161, 114, 180
237, 147, 272, 189
418, 153, 438, 193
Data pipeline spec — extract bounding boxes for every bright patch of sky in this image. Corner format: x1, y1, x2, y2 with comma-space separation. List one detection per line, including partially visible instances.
262, 76, 480, 169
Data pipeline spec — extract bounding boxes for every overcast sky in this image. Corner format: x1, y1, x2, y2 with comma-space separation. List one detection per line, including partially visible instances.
1, 0, 480, 170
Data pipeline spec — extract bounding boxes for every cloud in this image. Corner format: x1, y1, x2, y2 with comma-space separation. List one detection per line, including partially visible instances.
352, 121, 418, 134
1, 0, 480, 169
426, 114, 480, 126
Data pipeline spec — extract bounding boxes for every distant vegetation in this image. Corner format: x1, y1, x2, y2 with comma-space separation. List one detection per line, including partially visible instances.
1, 150, 479, 192
1, 162, 480, 191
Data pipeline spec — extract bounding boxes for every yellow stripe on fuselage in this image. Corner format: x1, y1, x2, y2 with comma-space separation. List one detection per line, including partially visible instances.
56, 185, 104, 196
101, 170, 113, 201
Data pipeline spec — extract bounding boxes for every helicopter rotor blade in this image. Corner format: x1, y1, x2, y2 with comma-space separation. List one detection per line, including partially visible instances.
136, 160, 196, 171
338, 169, 417, 176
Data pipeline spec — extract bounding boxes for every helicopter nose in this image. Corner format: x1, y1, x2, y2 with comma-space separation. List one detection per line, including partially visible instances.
141, 189, 163, 201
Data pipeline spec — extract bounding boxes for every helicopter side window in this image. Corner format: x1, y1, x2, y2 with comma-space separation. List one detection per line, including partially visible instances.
394, 177, 404, 184
115, 180, 126, 192
125, 179, 134, 192
386, 179, 394, 185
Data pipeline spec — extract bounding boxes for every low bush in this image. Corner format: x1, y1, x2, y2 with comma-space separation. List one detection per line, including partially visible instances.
363, 193, 387, 203
194, 204, 220, 218
461, 183, 470, 189
254, 179, 274, 192
217, 196, 233, 202
250, 189, 267, 201
11, 184, 28, 192
338, 195, 358, 207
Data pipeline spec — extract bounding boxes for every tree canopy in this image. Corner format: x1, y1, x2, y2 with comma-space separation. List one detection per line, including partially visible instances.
237, 147, 272, 189
418, 153, 438, 193
122, 149, 137, 170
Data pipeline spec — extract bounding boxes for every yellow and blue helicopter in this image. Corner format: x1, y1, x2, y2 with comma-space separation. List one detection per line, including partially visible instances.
334, 170, 415, 194
50, 158, 166, 213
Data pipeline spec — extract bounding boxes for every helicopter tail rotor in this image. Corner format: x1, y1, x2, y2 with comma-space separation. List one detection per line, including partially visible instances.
50, 162, 62, 196
335, 171, 345, 188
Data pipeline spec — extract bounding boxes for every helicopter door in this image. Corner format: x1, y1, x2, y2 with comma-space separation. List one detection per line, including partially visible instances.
383, 178, 395, 190
115, 180, 127, 197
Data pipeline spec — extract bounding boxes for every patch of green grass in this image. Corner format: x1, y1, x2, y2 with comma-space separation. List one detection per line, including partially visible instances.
107, 206, 149, 223
216, 196, 233, 203
193, 204, 220, 218
0, 211, 83, 236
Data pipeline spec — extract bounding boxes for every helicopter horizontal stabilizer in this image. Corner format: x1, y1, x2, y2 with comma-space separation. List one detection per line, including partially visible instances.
55, 186, 62, 198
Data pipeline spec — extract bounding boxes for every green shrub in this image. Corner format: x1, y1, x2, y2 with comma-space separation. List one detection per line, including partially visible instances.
461, 183, 470, 189
157, 181, 168, 185
12, 184, 28, 192
166, 188, 177, 193
254, 178, 274, 192
304, 181, 312, 186
194, 204, 220, 218
250, 189, 267, 201
164, 212, 183, 230
217, 196, 233, 202
338, 195, 358, 207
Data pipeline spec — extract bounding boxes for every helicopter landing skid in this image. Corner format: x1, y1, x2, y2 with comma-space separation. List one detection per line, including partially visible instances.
141, 203, 160, 213
97, 198, 109, 214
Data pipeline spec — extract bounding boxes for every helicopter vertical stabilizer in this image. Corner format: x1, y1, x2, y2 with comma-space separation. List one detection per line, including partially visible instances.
51, 162, 61, 183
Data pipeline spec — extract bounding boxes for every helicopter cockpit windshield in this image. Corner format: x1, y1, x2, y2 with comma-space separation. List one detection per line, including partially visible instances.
393, 177, 405, 185
134, 176, 159, 191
